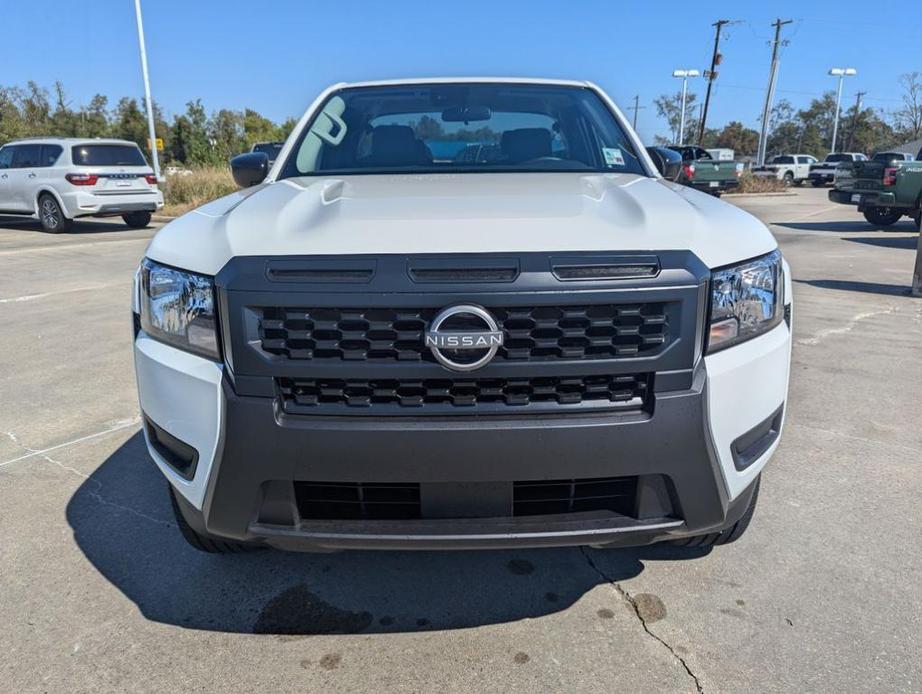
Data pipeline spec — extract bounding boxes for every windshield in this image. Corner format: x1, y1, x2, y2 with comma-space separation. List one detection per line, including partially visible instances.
825, 154, 850, 163
72, 144, 147, 167
872, 152, 904, 162
279, 83, 647, 177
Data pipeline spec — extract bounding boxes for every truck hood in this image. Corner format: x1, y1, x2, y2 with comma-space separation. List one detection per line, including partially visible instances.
146, 173, 777, 275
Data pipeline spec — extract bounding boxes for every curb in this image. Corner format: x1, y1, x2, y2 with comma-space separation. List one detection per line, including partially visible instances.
723, 191, 797, 198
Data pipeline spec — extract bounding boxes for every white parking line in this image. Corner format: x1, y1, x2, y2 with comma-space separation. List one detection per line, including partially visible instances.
1, 417, 141, 467
0, 283, 123, 304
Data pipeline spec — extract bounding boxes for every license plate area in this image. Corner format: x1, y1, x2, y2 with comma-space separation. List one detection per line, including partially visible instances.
851, 193, 861, 203
708, 181, 719, 188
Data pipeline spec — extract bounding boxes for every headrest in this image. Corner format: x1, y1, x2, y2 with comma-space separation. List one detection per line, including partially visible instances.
500, 128, 552, 163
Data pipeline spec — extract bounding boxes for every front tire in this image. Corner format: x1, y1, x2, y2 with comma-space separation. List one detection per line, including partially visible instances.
672, 476, 760, 548
38, 194, 72, 233
122, 211, 152, 229
812, 180, 825, 187
168, 484, 264, 554
783, 172, 794, 187
863, 207, 903, 227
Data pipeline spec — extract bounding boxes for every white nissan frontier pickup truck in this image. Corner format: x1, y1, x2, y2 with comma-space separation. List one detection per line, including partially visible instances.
132, 78, 792, 553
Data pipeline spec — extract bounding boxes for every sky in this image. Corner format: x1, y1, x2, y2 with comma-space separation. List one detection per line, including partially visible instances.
1, 0, 919, 143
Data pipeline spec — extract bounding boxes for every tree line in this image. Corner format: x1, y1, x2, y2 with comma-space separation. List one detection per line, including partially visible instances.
653, 72, 922, 158
0, 81, 297, 166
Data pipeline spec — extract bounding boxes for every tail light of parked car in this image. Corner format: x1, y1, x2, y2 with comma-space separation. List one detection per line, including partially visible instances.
883, 167, 898, 186
735, 163, 744, 178
145, 174, 158, 185
683, 164, 695, 179
65, 173, 99, 186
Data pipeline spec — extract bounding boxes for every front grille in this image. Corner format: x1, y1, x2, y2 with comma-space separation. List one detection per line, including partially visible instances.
277, 373, 651, 415
295, 482, 421, 520
513, 476, 639, 517
258, 303, 670, 363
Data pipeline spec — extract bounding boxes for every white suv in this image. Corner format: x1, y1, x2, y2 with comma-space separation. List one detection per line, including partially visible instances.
0, 138, 164, 232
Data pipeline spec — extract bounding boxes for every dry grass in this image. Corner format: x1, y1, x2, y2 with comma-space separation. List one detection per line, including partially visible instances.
161, 166, 237, 217
734, 171, 787, 195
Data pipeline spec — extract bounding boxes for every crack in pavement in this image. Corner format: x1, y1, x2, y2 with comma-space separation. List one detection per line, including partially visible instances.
4, 429, 175, 528
580, 547, 704, 693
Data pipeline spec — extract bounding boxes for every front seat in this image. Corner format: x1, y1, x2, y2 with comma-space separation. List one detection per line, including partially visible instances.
500, 128, 552, 164
366, 125, 432, 167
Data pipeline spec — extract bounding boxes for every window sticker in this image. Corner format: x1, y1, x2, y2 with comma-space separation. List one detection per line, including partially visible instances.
603, 147, 625, 167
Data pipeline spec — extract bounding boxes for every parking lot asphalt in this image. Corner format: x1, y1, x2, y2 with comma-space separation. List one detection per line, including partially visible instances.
1, 188, 920, 693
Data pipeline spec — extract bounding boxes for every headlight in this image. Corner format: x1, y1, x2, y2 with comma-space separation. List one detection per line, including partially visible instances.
707, 250, 783, 353
138, 259, 220, 360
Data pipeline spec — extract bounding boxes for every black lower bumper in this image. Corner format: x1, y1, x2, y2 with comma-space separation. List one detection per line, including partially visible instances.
174, 365, 757, 551
688, 179, 739, 194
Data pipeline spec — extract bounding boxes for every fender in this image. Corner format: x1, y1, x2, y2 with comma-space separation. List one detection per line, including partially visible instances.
34, 186, 69, 220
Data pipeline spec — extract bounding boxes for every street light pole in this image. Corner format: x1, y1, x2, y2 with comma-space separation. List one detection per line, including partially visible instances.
134, 0, 162, 181
672, 69, 700, 145
828, 68, 857, 154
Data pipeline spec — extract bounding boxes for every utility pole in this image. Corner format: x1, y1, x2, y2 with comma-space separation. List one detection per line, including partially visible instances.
134, 0, 162, 181
756, 18, 793, 166
629, 95, 645, 131
845, 91, 866, 152
698, 19, 731, 144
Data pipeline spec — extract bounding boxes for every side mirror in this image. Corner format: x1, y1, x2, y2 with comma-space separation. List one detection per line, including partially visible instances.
646, 147, 682, 182
230, 152, 269, 188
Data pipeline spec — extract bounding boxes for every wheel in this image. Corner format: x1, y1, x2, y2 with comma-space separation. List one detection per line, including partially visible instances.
862, 207, 903, 227
168, 483, 264, 554
783, 172, 794, 187
122, 211, 152, 229
812, 180, 825, 188
672, 476, 761, 548
38, 194, 72, 233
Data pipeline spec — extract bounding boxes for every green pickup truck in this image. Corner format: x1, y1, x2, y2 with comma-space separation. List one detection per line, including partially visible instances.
829, 149, 922, 226
667, 146, 742, 196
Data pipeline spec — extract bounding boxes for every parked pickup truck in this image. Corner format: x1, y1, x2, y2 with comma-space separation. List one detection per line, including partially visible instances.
808, 152, 867, 187
829, 148, 922, 225
752, 154, 817, 186
133, 78, 792, 554
667, 145, 742, 196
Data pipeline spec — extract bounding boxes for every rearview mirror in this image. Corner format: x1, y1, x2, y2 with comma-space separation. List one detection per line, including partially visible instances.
646, 147, 682, 182
442, 105, 492, 123
230, 152, 269, 188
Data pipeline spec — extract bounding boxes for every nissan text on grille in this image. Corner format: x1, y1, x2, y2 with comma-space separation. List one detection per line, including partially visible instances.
132, 79, 793, 553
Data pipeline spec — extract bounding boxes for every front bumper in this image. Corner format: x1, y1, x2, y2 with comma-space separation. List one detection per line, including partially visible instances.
134, 319, 791, 551
809, 171, 835, 183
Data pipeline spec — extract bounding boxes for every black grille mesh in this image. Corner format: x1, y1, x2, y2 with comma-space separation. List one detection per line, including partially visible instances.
258, 304, 669, 362
277, 374, 651, 414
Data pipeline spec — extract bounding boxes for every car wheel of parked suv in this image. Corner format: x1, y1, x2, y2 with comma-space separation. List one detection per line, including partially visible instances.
862, 207, 902, 226
671, 476, 761, 548
168, 484, 265, 554
122, 211, 152, 229
38, 193, 72, 233
783, 171, 794, 187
